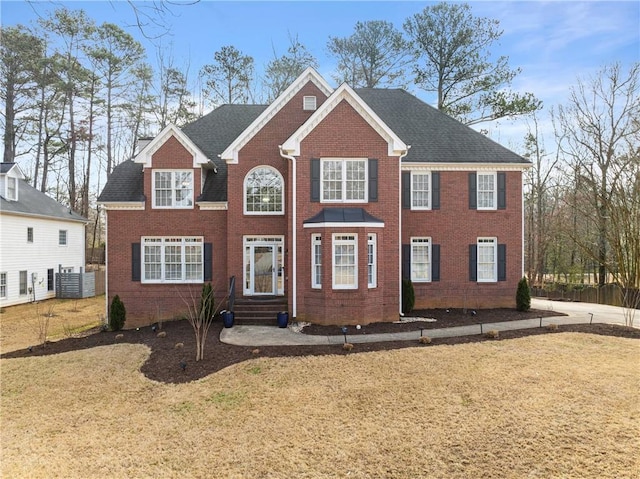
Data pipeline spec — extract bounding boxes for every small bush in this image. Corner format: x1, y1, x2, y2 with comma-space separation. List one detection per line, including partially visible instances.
402, 279, 415, 314
516, 277, 531, 312
419, 336, 432, 345
546, 323, 558, 331
342, 343, 354, 352
485, 329, 499, 339
109, 295, 126, 331
199, 283, 215, 321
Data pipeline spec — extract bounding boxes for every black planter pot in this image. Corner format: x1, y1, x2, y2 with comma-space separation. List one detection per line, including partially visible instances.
222, 311, 234, 328
277, 311, 289, 328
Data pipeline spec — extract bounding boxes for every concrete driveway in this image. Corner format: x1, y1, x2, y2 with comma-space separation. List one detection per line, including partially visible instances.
531, 298, 637, 328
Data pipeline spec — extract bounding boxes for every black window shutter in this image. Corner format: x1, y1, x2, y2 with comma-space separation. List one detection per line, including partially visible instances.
469, 244, 477, 281
402, 171, 411, 209
311, 158, 320, 202
432, 244, 440, 281
402, 244, 411, 280
432, 172, 440, 210
368, 158, 378, 202
469, 173, 477, 209
497, 172, 506, 209
204, 243, 213, 281
132, 243, 141, 282
47, 268, 54, 291
498, 244, 507, 281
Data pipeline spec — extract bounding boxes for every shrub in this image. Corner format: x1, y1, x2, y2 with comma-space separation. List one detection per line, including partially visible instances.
109, 295, 126, 331
485, 329, 499, 339
516, 276, 531, 312
419, 336, 432, 345
199, 283, 215, 321
402, 279, 415, 314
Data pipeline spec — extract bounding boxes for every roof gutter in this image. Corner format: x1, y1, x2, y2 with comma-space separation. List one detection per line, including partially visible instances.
279, 146, 297, 319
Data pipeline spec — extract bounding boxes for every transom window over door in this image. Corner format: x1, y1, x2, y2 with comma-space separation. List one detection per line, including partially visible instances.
244, 166, 284, 214
153, 170, 193, 208
321, 159, 367, 202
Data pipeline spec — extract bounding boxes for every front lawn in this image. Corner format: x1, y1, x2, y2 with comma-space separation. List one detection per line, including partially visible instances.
1, 333, 638, 478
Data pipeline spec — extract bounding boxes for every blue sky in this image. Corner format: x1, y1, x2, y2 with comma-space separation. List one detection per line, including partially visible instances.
2, 0, 639, 149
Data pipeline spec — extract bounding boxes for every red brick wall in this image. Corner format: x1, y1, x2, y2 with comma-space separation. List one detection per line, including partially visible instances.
402, 170, 523, 310
106, 138, 228, 328
226, 82, 329, 296
295, 99, 401, 325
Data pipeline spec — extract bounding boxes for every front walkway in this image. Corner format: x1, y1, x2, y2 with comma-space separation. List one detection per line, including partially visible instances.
219, 298, 637, 347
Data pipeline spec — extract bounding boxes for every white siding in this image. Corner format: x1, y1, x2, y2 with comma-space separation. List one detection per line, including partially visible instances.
0, 213, 85, 307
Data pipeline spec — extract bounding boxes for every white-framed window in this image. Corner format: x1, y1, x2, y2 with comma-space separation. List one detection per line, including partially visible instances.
312, 234, 322, 289
321, 159, 367, 203
0, 273, 7, 298
303, 95, 317, 111
477, 172, 497, 210
142, 237, 203, 283
477, 237, 497, 282
59, 230, 68, 246
244, 166, 284, 214
411, 237, 432, 282
412, 172, 431, 209
153, 170, 193, 208
332, 234, 357, 289
367, 234, 377, 288
6, 177, 17, 201
19, 270, 27, 295
27, 227, 33, 243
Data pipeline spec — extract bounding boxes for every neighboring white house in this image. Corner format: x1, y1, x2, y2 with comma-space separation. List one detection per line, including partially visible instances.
0, 163, 88, 307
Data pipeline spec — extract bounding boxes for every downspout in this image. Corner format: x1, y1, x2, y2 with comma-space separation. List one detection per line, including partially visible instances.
398, 147, 410, 316
279, 146, 297, 318
103, 206, 109, 328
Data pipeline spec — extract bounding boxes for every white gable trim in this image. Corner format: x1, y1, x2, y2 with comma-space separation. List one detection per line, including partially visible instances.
133, 124, 209, 168
220, 68, 333, 164
1, 163, 26, 179
281, 83, 408, 158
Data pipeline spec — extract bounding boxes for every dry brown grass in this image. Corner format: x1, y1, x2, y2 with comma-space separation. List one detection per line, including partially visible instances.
0, 296, 105, 354
1, 333, 638, 478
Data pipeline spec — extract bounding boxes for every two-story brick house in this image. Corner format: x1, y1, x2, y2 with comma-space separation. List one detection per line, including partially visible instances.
98, 68, 529, 328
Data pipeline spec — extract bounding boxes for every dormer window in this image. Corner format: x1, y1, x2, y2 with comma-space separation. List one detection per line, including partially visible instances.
153, 170, 193, 208
6, 176, 17, 201
303, 96, 317, 111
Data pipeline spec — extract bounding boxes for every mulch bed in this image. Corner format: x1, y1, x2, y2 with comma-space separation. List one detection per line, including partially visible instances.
3, 308, 638, 385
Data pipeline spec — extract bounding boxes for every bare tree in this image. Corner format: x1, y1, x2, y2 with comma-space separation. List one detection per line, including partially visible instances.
522, 114, 561, 285
554, 62, 640, 289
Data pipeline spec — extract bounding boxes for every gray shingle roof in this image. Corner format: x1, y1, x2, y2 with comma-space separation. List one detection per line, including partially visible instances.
1, 179, 87, 222
355, 88, 528, 164
98, 88, 527, 203
183, 104, 268, 202
97, 159, 144, 202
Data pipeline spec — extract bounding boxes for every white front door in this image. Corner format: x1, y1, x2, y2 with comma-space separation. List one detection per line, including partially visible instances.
244, 237, 284, 296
